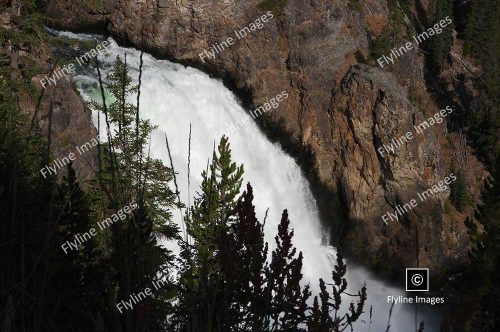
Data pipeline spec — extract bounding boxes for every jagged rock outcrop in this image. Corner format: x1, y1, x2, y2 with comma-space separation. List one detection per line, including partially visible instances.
42, 0, 476, 274
322, 65, 468, 271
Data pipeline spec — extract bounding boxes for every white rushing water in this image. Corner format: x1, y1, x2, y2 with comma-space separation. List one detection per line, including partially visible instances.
59, 31, 441, 331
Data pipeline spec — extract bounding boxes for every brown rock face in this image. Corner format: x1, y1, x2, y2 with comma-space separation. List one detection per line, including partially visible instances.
43, 0, 471, 274
43, 0, 111, 31
28, 74, 98, 181
324, 65, 468, 272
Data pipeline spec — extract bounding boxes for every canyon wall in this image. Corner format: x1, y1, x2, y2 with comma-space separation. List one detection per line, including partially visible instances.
42, 0, 480, 275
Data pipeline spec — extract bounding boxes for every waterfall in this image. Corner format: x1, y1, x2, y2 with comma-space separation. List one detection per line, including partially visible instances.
56, 30, 441, 332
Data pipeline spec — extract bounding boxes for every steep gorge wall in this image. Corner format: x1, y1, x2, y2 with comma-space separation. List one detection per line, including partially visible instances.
42, 0, 476, 275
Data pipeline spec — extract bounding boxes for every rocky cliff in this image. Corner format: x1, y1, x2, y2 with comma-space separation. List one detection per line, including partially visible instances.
30, 74, 99, 180
41, 0, 484, 275
1, 4, 98, 181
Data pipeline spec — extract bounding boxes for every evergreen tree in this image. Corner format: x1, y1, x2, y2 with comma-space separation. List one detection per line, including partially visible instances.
450, 169, 469, 212
218, 183, 268, 330
174, 136, 244, 331
264, 210, 311, 330
428, 0, 454, 73
50, 163, 108, 331
173, 138, 367, 331
189, 136, 244, 280
464, 156, 500, 330
0, 38, 60, 331
91, 56, 179, 332
307, 253, 367, 332
465, 0, 498, 59
465, 0, 500, 165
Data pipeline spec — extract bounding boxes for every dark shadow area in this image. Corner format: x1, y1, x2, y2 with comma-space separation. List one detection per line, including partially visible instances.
452, 0, 472, 38
415, 0, 429, 28
256, 114, 350, 250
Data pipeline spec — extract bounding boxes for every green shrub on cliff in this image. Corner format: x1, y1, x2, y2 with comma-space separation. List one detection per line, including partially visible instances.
386, 0, 412, 30
368, 27, 393, 62
367, 0, 410, 63
450, 169, 469, 212
427, 0, 454, 73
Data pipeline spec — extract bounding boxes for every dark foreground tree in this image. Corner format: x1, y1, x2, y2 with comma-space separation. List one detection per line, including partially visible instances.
91, 55, 180, 331
172, 137, 367, 331
50, 163, 108, 332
